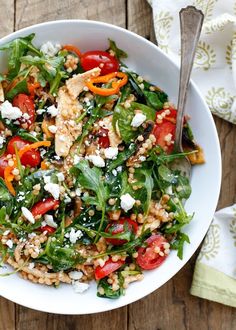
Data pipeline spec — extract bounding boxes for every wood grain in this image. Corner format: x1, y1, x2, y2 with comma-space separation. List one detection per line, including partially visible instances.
0, 1, 236, 330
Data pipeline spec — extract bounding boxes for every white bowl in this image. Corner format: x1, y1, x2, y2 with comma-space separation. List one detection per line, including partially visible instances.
0, 20, 221, 314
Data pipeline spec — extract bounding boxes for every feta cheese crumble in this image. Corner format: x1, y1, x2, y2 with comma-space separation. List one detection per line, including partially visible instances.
0, 136, 5, 148
72, 281, 89, 293
40, 41, 61, 57
104, 147, 118, 160
73, 155, 81, 165
48, 125, 57, 134
56, 172, 65, 182
5, 240, 13, 249
68, 271, 83, 280
120, 193, 135, 212
87, 155, 105, 168
65, 228, 83, 244
131, 113, 146, 127
21, 207, 35, 224
44, 183, 60, 200
47, 104, 58, 117
44, 214, 58, 228
0, 100, 22, 120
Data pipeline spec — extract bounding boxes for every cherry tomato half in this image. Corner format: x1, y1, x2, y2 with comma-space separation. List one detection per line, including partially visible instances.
80, 51, 119, 75
31, 197, 59, 218
105, 218, 138, 246
153, 121, 176, 153
12, 94, 35, 130
136, 234, 168, 270
0, 154, 9, 178
7, 136, 41, 168
95, 258, 125, 280
97, 128, 110, 148
39, 225, 56, 234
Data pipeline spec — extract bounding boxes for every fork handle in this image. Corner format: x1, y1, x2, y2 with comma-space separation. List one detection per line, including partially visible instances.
175, 6, 204, 150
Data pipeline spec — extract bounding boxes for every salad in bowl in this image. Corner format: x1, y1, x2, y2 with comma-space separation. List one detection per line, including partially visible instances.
0, 33, 204, 299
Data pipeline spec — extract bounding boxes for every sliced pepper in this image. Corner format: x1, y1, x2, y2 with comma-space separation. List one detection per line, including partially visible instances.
62, 44, 82, 57
86, 71, 128, 96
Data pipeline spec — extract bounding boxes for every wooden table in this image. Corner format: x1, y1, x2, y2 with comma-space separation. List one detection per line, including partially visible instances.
0, 1, 236, 329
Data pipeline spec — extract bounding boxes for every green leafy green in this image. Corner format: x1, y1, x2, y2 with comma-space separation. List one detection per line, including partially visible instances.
97, 277, 123, 299
107, 143, 136, 171
0, 33, 41, 80
0, 179, 13, 216
17, 129, 40, 142
130, 102, 156, 121
171, 232, 190, 259
6, 79, 28, 100
112, 104, 137, 143
107, 39, 128, 60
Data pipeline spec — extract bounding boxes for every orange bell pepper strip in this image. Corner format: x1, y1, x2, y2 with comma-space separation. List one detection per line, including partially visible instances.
19, 141, 51, 158
41, 159, 49, 170
4, 141, 51, 196
86, 72, 128, 96
62, 44, 82, 57
27, 82, 41, 99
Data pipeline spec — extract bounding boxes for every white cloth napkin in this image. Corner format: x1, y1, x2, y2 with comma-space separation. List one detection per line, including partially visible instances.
190, 205, 236, 307
148, 0, 236, 124
148, 0, 236, 307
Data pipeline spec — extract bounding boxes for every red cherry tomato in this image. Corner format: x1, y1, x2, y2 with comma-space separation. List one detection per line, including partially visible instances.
7, 136, 41, 168
97, 128, 110, 148
31, 197, 59, 218
12, 94, 35, 129
105, 218, 138, 245
39, 225, 56, 234
0, 154, 9, 178
153, 121, 176, 153
136, 234, 168, 270
95, 258, 125, 280
80, 51, 119, 75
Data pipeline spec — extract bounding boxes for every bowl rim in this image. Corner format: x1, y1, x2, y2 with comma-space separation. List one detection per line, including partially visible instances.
0, 19, 222, 314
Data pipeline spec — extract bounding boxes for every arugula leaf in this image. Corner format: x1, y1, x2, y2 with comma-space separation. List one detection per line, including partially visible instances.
70, 160, 109, 242
158, 164, 177, 184
108, 143, 136, 171
167, 195, 193, 225
171, 232, 190, 259
0, 34, 41, 80
97, 277, 123, 299
107, 39, 128, 60
44, 238, 85, 272
174, 174, 191, 200
17, 129, 40, 142
112, 104, 137, 143
6, 79, 28, 101
0, 178, 13, 215
133, 169, 154, 214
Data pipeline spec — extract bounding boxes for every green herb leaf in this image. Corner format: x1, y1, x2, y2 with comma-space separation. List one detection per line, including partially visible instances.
6, 79, 28, 101
107, 39, 128, 60
171, 232, 190, 259
108, 143, 136, 171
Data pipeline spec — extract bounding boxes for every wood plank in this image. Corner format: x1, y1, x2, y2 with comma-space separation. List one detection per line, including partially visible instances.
15, 0, 126, 29
127, 1, 236, 330
14, 1, 127, 329
0, 2, 16, 330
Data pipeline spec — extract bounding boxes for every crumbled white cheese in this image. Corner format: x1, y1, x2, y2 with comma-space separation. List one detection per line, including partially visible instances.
120, 193, 135, 212
22, 113, 30, 120
0, 136, 5, 148
104, 147, 118, 160
28, 233, 36, 239
44, 183, 60, 200
66, 228, 83, 244
3, 230, 10, 236
47, 105, 58, 117
56, 172, 65, 182
43, 175, 51, 184
48, 125, 57, 134
36, 109, 46, 115
0, 100, 22, 120
5, 240, 13, 249
75, 188, 81, 196
112, 169, 117, 177
44, 214, 58, 228
40, 41, 61, 57
117, 166, 122, 172
28, 262, 35, 270
73, 281, 89, 293
131, 113, 146, 127
139, 156, 146, 162
73, 155, 81, 165
21, 207, 35, 224
87, 155, 105, 168
69, 271, 83, 280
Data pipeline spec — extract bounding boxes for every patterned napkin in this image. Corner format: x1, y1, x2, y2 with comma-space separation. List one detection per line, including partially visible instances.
148, 0, 236, 307
148, 0, 236, 124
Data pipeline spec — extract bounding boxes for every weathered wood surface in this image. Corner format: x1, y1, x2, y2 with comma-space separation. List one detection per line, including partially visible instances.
0, 1, 235, 329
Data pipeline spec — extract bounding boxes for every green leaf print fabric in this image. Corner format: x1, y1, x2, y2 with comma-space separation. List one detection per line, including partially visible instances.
148, 0, 236, 124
